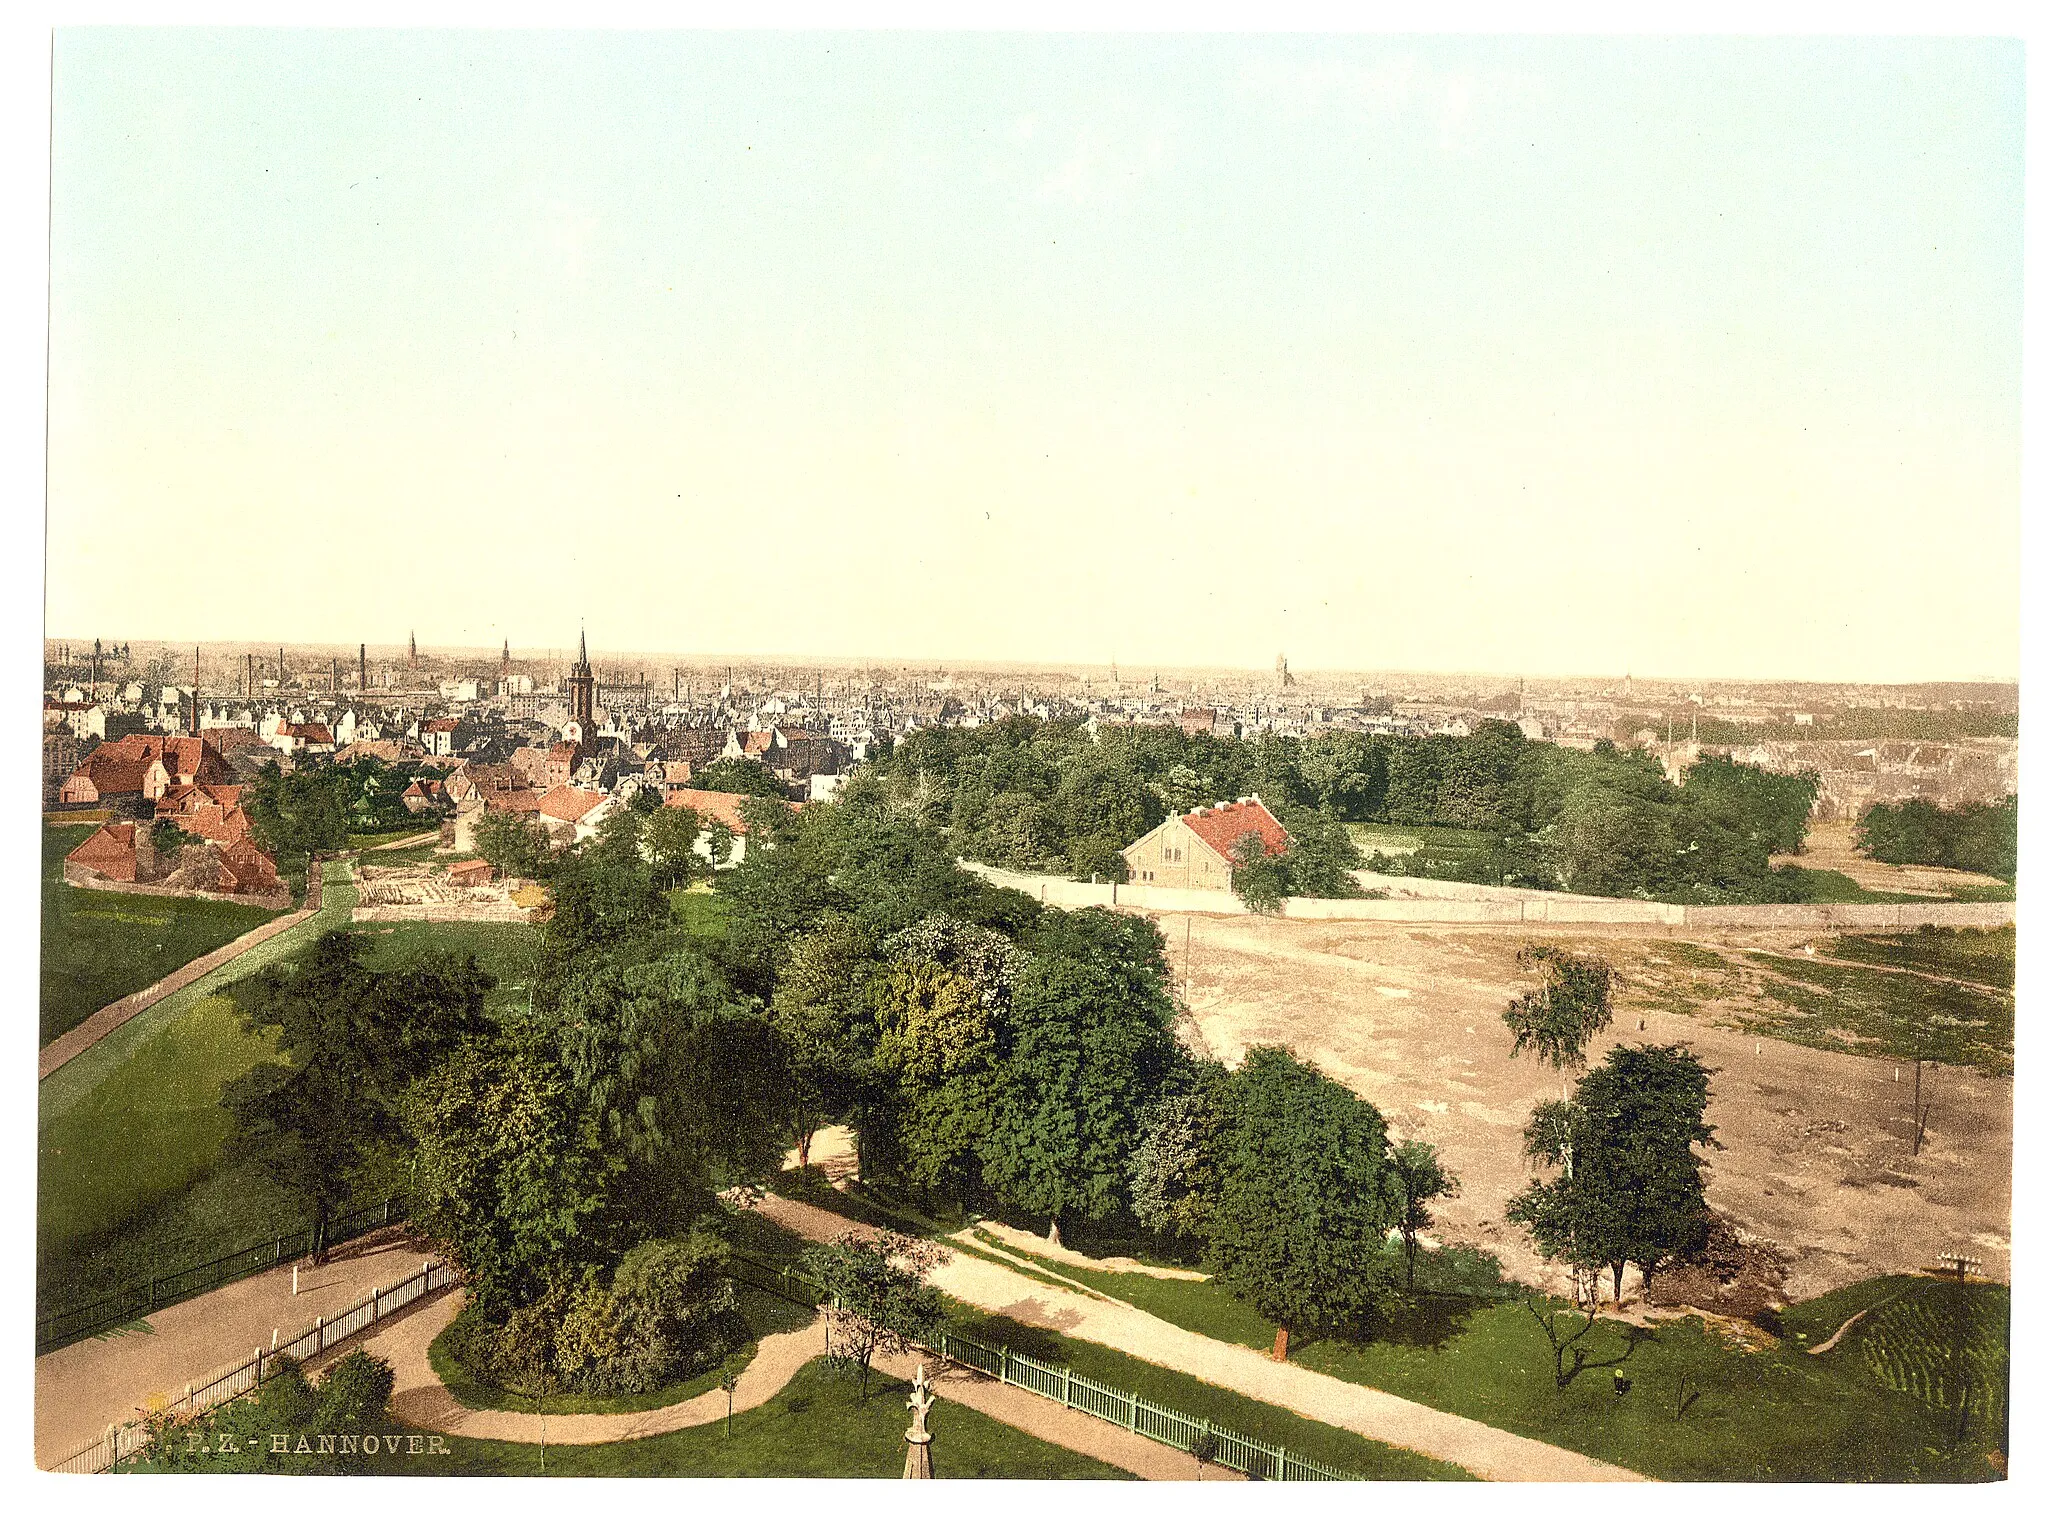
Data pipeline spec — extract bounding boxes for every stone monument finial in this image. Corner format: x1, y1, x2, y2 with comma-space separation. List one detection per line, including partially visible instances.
902, 1363, 936, 1478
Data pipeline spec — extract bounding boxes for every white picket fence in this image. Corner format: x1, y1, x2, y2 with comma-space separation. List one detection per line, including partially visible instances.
48, 1260, 459, 1474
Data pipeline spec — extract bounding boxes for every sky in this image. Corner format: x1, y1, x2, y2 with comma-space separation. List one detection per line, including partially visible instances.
44, 30, 2024, 682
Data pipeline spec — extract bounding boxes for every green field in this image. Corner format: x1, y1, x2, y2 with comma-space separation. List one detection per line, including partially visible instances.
36, 861, 360, 1319
351, 920, 540, 1015
418, 1358, 1132, 1478
40, 824, 282, 1045
1773, 866, 1929, 905
945, 1240, 2003, 1481
1346, 822, 1496, 858
1824, 926, 2016, 990
1739, 952, 2013, 1074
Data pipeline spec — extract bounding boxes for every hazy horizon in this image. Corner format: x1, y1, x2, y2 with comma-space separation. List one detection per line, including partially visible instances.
45, 32, 2023, 685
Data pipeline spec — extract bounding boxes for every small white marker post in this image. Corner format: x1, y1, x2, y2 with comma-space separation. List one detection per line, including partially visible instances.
292, 1264, 300, 1295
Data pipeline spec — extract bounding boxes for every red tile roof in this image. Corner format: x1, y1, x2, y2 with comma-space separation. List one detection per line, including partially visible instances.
537, 785, 607, 824
663, 788, 803, 835
1180, 797, 1290, 865
67, 823, 140, 881
215, 837, 283, 895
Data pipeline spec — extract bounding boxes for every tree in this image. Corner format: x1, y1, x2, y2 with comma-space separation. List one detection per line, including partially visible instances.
223, 931, 492, 1253
868, 960, 996, 1204
979, 947, 1180, 1227
1129, 1067, 1230, 1250
403, 1040, 623, 1312
1274, 807, 1365, 898
1229, 833, 1287, 915
1502, 946, 1614, 1075
691, 756, 789, 798
642, 803, 705, 891
1204, 1047, 1401, 1339
472, 807, 555, 880
738, 794, 800, 847
1389, 1140, 1460, 1289
1508, 1044, 1718, 1309
770, 916, 882, 1169
802, 1229, 946, 1401
244, 765, 349, 864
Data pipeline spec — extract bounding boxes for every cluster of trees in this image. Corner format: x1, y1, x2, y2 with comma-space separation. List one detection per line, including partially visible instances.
1856, 795, 2017, 883
143, 1350, 403, 1475
215, 768, 1730, 1401
858, 716, 1820, 904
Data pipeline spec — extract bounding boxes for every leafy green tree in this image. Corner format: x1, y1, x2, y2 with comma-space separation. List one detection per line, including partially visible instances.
642, 803, 705, 890
1502, 946, 1615, 1075
980, 944, 1181, 1226
738, 793, 801, 847
803, 1229, 947, 1402
143, 1351, 402, 1474
547, 946, 790, 1215
403, 1040, 623, 1312
1129, 1064, 1231, 1250
244, 765, 349, 864
691, 756, 788, 798
1230, 833, 1287, 914
1508, 1044, 1718, 1307
770, 915, 883, 1168
1274, 806, 1365, 898
869, 960, 997, 1203
223, 931, 493, 1252
1204, 1047, 1401, 1337
472, 807, 554, 880
1389, 1139, 1460, 1289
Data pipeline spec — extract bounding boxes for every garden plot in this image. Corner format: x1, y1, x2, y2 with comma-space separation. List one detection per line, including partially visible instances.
351, 864, 532, 923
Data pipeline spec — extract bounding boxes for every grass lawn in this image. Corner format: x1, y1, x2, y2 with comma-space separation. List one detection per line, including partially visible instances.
941, 1303, 1470, 1480
40, 824, 282, 1045
36, 863, 371, 1319
1738, 951, 2012, 1074
1823, 926, 2015, 991
430, 1285, 814, 1416
953, 1243, 2004, 1482
36, 993, 282, 1291
1773, 865, 1931, 905
419, 1358, 1133, 1478
350, 920, 540, 1016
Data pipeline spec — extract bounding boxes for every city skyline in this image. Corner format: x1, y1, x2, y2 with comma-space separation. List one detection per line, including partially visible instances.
46, 32, 2023, 683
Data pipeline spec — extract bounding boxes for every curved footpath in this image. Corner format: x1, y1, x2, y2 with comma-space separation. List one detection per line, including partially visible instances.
752, 1192, 1643, 1483
332, 1287, 1233, 1480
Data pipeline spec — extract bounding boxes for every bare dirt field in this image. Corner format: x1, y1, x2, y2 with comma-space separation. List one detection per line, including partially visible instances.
1159, 912, 2011, 1301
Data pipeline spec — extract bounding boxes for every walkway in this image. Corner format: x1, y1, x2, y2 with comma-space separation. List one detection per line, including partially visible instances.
331, 1285, 1232, 1479
751, 1192, 1642, 1482
40, 862, 329, 1079
33, 1228, 433, 1466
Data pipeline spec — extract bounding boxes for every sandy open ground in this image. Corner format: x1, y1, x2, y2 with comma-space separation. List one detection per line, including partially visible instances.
1162, 911, 2011, 1300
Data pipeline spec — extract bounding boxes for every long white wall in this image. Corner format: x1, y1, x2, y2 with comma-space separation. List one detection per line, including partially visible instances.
957, 861, 2014, 931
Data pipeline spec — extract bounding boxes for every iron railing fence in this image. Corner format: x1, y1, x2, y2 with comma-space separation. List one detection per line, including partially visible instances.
721, 1248, 1350, 1482
37, 1196, 409, 1355
48, 1259, 458, 1475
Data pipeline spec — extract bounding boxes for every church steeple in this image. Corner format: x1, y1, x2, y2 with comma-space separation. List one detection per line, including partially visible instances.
566, 622, 596, 734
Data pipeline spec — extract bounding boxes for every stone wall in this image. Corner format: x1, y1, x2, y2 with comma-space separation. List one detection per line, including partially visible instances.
62, 866, 291, 913
957, 860, 2013, 930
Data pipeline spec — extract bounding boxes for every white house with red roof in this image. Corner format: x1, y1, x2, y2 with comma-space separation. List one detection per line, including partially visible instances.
1120, 795, 1290, 891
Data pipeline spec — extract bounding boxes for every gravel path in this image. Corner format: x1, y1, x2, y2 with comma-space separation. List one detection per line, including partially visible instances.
34, 1229, 434, 1467
751, 1192, 1642, 1482
339, 1284, 1228, 1478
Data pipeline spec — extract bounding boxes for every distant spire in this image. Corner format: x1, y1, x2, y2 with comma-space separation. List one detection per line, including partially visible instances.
579, 622, 588, 665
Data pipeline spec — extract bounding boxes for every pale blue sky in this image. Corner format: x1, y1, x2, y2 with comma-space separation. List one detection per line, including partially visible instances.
47, 31, 2023, 680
